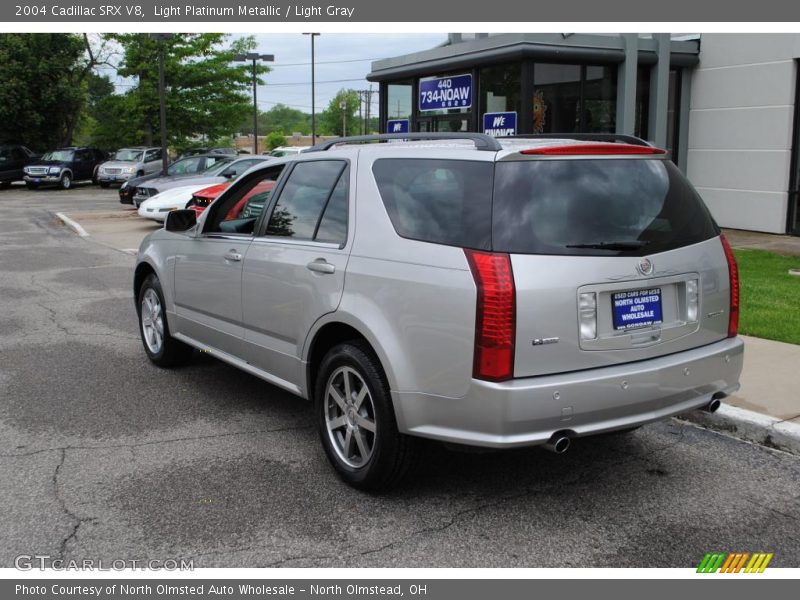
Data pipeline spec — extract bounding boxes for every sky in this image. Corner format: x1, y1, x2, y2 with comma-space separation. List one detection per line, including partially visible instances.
244, 33, 446, 116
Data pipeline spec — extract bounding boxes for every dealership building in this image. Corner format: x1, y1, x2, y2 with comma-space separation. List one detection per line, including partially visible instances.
368, 33, 800, 236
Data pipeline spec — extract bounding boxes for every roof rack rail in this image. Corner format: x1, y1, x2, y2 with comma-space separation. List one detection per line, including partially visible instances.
506, 133, 654, 147
306, 132, 503, 153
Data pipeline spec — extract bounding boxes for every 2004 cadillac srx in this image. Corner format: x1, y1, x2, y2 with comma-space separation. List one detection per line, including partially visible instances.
133, 133, 743, 490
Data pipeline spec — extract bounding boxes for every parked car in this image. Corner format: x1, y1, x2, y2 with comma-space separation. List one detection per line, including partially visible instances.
262, 146, 309, 157
133, 133, 743, 490
186, 179, 276, 220
137, 184, 213, 222
179, 147, 239, 158
97, 147, 165, 188
119, 154, 234, 205
0, 144, 40, 188
131, 156, 269, 207
23, 147, 105, 190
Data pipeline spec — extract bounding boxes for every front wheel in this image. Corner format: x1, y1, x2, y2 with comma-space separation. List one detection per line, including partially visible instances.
315, 341, 416, 491
137, 274, 193, 367
59, 172, 72, 190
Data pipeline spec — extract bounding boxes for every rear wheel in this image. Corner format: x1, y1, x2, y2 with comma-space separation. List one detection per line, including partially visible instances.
59, 172, 72, 190
315, 341, 416, 491
137, 274, 193, 367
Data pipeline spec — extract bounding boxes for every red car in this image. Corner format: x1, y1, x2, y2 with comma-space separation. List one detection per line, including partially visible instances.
188, 180, 275, 221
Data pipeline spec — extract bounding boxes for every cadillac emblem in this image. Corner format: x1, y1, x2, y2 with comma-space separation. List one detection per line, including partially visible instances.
637, 258, 654, 276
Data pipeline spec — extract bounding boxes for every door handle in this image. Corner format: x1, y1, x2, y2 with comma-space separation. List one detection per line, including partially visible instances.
306, 259, 335, 274
224, 249, 242, 262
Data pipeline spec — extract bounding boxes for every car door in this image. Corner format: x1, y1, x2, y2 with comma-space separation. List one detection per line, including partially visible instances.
240, 159, 352, 391
171, 193, 256, 357
144, 149, 161, 173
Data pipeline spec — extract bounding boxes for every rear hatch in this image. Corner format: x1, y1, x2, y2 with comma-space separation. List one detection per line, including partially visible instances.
492, 148, 731, 377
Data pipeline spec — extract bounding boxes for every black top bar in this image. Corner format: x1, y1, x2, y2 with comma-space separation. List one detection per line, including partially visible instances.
505, 133, 654, 147
306, 133, 504, 152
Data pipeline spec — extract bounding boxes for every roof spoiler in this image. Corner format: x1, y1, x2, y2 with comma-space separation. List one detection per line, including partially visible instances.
505, 133, 654, 147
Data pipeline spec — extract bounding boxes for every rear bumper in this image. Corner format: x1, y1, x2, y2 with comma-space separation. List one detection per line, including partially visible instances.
393, 337, 744, 448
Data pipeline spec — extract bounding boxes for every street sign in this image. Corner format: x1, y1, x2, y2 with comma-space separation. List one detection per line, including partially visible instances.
419, 74, 472, 111
387, 119, 410, 134
483, 112, 517, 137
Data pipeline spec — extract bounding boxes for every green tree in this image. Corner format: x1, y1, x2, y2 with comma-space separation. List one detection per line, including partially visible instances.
320, 89, 360, 137
265, 129, 288, 151
0, 34, 106, 149
107, 33, 266, 148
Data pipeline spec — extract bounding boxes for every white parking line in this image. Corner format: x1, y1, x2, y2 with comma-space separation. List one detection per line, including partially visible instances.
55, 212, 89, 237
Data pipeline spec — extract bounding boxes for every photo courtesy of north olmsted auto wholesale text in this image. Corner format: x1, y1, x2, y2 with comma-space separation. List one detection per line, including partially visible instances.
0, 0, 799, 597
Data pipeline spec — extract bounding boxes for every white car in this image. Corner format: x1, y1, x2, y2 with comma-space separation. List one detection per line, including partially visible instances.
137, 184, 210, 222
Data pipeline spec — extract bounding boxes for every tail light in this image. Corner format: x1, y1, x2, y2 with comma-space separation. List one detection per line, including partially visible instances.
720, 234, 739, 337
465, 250, 516, 382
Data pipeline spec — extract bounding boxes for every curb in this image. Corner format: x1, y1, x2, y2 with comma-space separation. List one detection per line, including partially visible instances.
55, 212, 89, 237
678, 403, 800, 455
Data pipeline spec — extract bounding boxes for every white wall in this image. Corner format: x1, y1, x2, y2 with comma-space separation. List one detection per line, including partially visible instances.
687, 33, 799, 233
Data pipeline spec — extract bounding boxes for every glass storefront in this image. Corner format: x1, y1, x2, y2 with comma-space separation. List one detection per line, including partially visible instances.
387, 81, 413, 121
479, 63, 522, 116
532, 64, 581, 133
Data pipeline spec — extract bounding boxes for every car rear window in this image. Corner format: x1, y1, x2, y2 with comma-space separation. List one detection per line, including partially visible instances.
372, 159, 493, 250
492, 158, 719, 256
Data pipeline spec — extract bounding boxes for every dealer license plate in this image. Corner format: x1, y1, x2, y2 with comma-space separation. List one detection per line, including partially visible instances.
612, 288, 663, 331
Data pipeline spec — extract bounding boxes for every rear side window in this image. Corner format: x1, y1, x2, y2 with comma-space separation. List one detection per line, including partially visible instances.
492, 159, 719, 256
372, 159, 493, 250
266, 160, 347, 240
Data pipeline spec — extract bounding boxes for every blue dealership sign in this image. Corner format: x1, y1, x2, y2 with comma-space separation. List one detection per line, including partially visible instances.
483, 112, 517, 137
419, 74, 473, 111
386, 119, 410, 134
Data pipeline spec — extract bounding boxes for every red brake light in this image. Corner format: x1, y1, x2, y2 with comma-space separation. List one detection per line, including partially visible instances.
521, 143, 666, 155
465, 250, 516, 382
720, 234, 739, 337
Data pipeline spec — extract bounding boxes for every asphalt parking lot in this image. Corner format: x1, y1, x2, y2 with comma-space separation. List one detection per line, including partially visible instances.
1, 183, 799, 568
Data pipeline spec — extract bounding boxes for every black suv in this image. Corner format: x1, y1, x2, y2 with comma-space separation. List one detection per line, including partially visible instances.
23, 147, 106, 190
0, 145, 40, 188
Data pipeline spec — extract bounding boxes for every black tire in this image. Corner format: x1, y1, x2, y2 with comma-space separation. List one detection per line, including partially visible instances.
59, 172, 72, 190
25, 182, 39, 190
92, 168, 99, 185
315, 341, 416, 491
137, 273, 193, 367
99, 182, 110, 189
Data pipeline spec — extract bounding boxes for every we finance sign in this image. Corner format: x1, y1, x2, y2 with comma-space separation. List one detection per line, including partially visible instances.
419, 74, 472, 111
483, 112, 517, 137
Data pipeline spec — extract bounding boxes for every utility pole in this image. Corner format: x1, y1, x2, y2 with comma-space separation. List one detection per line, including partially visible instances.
234, 52, 274, 155
303, 33, 320, 144
339, 99, 347, 136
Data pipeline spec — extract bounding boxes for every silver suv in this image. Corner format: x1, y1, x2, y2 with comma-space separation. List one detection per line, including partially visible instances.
97, 147, 164, 187
133, 133, 744, 490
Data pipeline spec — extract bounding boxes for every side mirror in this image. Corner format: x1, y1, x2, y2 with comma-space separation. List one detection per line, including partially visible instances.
164, 209, 197, 232
222, 168, 235, 179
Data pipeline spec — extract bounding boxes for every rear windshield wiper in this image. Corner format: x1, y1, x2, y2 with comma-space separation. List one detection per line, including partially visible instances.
565, 240, 651, 250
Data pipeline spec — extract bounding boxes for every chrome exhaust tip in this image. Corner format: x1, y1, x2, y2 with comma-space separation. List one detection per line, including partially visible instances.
702, 398, 722, 413
544, 434, 571, 454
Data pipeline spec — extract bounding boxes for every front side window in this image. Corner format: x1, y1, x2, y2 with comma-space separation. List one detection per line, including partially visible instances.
266, 161, 348, 241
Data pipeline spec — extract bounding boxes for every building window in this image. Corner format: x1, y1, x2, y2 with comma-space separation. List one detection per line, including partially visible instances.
386, 81, 413, 121
479, 63, 522, 116
583, 66, 617, 133
635, 66, 650, 140
531, 64, 616, 134
533, 64, 581, 133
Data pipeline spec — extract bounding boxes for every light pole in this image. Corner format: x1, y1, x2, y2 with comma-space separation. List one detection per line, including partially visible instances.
339, 99, 347, 136
149, 33, 173, 175
234, 52, 274, 155
303, 33, 320, 145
